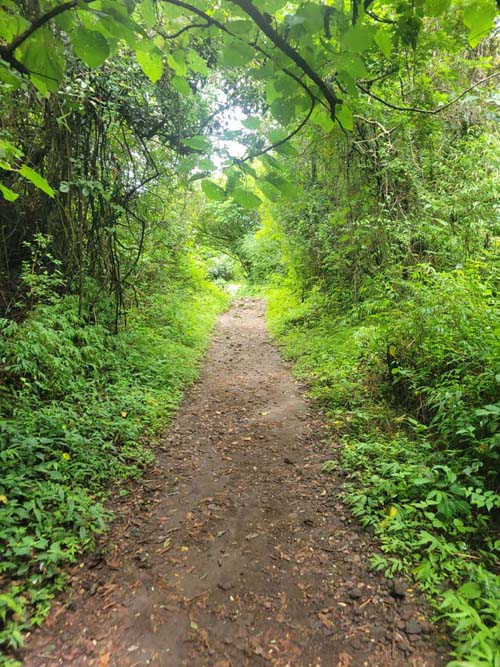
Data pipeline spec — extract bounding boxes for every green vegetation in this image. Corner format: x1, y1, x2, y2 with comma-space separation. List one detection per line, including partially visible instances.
2, 1, 500, 665
0, 261, 227, 660
266, 276, 500, 666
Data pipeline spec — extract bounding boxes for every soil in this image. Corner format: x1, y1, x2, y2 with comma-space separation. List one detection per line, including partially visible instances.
21, 298, 448, 667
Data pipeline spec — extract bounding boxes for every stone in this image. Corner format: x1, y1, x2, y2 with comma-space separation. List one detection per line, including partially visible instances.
390, 578, 407, 599
405, 620, 422, 635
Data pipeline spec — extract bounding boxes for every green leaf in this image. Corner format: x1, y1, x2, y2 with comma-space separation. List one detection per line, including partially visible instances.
265, 173, 295, 198
222, 41, 255, 68
231, 187, 261, 209
187, 49, 209, 76
425, 0, 451, 16
463, 0, 497, 47
136, 41, 164, 82
457, 582, 482, 600
0, 182, 19, 202
257, 180, 281, 202
168, 49, 187, 76
202, 180, 226, 201
340, 25, 374, 53
266, 80, 279, 104
18, 165, 54, 197
270, 97, 294, 126
71, 28, 110, 69
19, 28, 65, 94
336, 105, 354, 131
183, 136, 211, 151
374, 30, 393, 58
199, 158, 216, 171
139, 0, 156, 28
242, 116, 261, 130
227, 20, 255, 37
297, 4, 325, 33
172, 75, 192, 95
312, 108, 335, 133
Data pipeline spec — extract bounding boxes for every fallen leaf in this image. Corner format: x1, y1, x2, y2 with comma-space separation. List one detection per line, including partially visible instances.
337, 652, 352, 667
318, 612, 334, 630
99, 652, 110, 667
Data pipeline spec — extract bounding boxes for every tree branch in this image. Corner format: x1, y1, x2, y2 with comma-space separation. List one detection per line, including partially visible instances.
229, 0, 340, 118
358, 70, 500, 115
0, 0, 95, 74
238, 96, 316, 163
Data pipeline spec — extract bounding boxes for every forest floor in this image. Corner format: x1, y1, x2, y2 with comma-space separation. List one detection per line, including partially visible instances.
21, 299, 448, 667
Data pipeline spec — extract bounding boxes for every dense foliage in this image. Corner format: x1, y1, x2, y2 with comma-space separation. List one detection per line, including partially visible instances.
1, 1, 500, 666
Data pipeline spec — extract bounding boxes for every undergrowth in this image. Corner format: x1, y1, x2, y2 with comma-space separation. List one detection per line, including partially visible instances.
266, 266, 500, 667
0, 271, 228, 666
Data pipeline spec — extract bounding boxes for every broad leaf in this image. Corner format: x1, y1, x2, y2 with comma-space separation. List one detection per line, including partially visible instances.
0, 182, 19, 202
202, 180, 226, 201
18, 165, 54, 197
242, 116, 261, 130
222, 41, 255, 68
71, 28, 110, 69
168, 49, 187, 76
375, 30, 393, 58
425, 0, 451, 16
172, 75, 192, 95
183, 136, 211, 151
336, 105, 354, 131
231, 187, 261, 209
463, 0, 496, 47
136, 41, 163, 82
139, 0, 156, 28
19, 29, 65, 94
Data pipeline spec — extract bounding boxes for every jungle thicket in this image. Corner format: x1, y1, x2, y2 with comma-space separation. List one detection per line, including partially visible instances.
1, 1, 500, 666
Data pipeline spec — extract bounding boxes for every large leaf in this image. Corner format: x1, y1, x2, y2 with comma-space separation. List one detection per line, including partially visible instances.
168, 49, 187, 76
257, 180, 281, 202
172, 75, 192, 95
242, 116, 261, 130
231, 187, 261, 209
266, 173, 295, 198
18, 165, 54, 197
340, 25, 374, 53
312, 109, 335, 133
270, 97, 294, 126
0, 182, 19, 202
375, 30, 393, 58
336, 105, 354, 131
18, 28, 65, 94
187, 49, 209, 76
463, 0, 496, 47
136, 41, 163, 82
425, 0, 451, 16
71, 28, 110, 69
202, 180, 226, 201
222, 41, 255, 68
183, 136, 211, 151
139, 0, 156, 28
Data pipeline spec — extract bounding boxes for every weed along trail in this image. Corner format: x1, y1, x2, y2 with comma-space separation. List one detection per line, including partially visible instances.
22, 299, 446, 667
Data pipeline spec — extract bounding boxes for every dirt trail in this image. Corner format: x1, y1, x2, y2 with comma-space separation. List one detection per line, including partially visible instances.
22, 299, 447, 667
